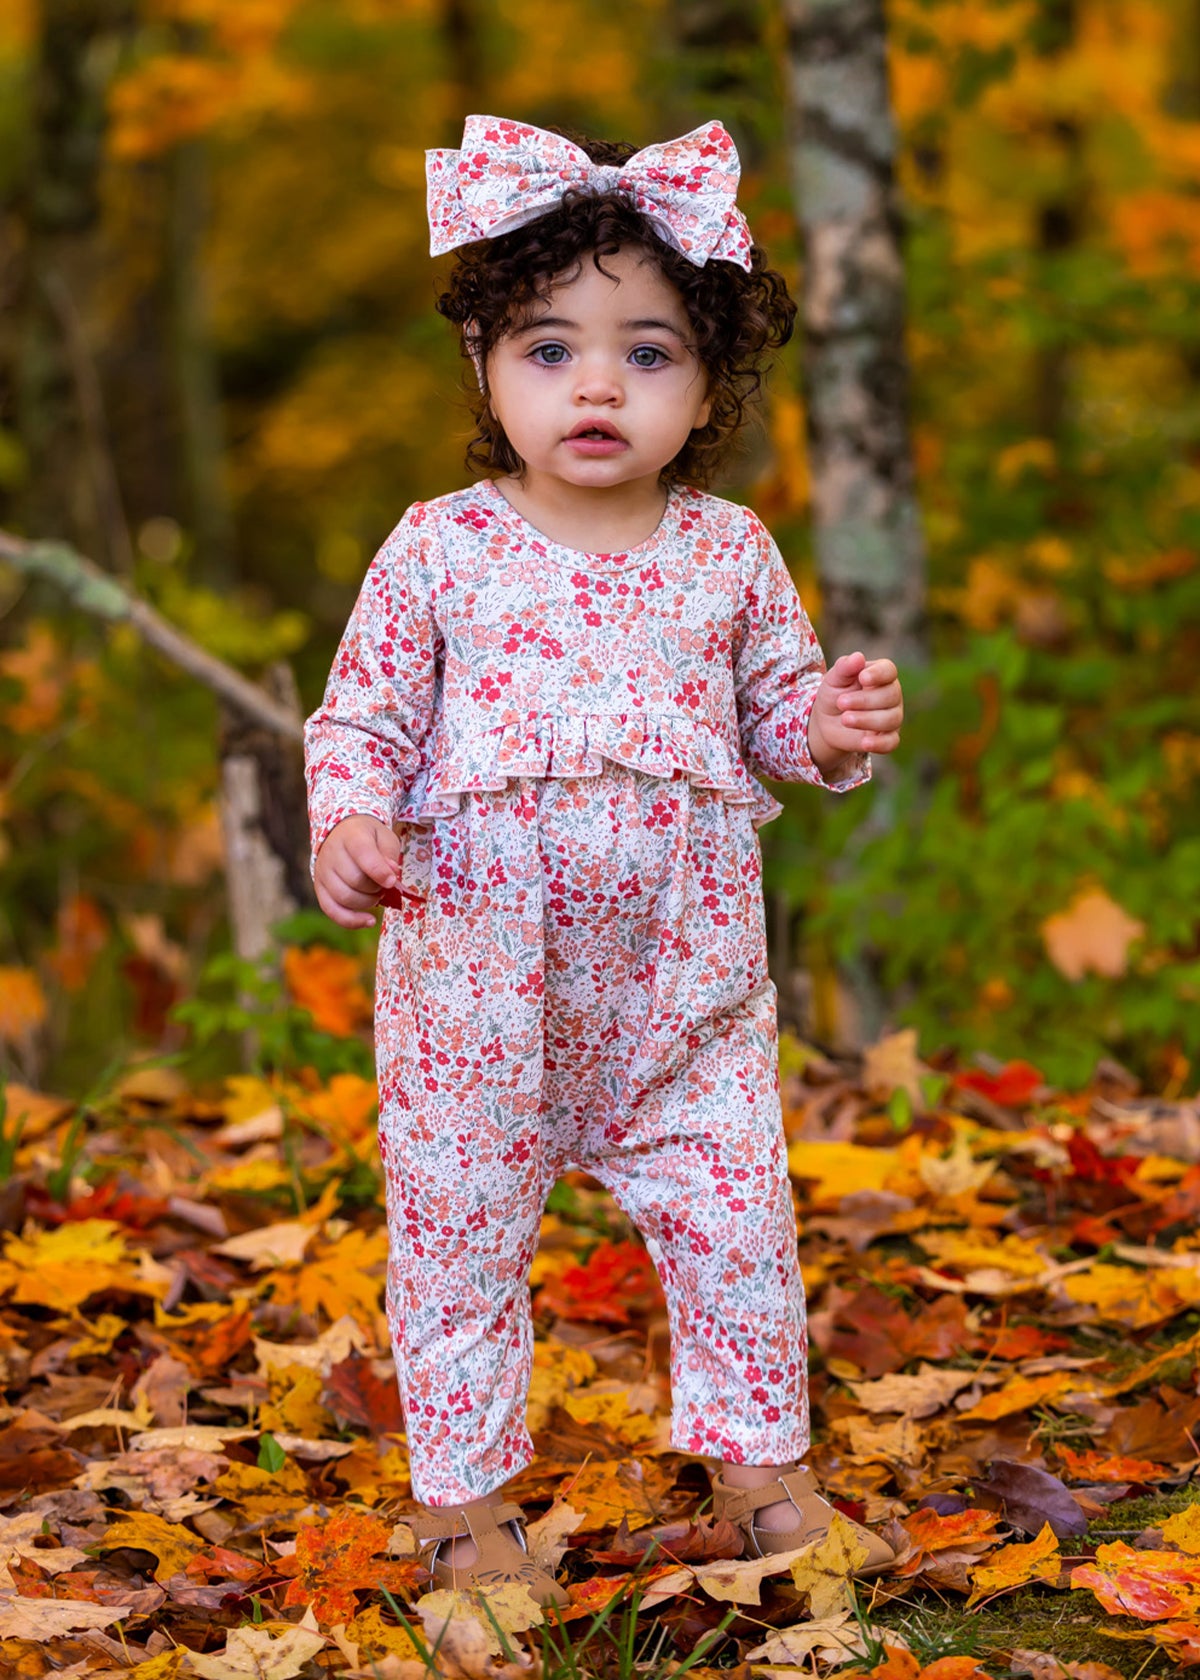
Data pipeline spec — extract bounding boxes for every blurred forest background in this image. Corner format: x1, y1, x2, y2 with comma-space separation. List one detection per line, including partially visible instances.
1, 0, 1199, 1098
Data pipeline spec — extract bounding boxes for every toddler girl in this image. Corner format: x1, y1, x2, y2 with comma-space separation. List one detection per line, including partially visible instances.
305, 116, 904, 1605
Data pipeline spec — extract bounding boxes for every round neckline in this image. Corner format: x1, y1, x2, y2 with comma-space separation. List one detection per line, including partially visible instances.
479, 478, 682, 573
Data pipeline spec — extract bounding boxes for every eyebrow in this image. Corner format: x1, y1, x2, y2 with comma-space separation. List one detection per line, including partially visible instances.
511, 314, 687, 340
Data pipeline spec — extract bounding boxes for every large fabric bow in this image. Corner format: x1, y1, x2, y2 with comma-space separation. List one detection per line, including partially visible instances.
426, 115, 754, 271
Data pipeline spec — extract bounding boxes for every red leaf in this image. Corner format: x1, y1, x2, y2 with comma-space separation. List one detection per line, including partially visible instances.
954, 1062, 1044, 1107
324, 1351, 405, 1437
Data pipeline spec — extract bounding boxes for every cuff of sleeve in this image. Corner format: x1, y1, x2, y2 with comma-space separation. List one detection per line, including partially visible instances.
308, 801, 396, 878
813, 751, 872, 792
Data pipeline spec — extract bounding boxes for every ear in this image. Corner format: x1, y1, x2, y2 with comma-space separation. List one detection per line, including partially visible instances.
692, 386, 713, 431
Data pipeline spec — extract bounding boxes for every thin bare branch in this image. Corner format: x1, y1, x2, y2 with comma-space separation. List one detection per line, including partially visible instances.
0, 528, 303, 742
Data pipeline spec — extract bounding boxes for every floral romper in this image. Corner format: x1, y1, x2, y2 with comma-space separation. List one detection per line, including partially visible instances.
304, 479, 869, 1506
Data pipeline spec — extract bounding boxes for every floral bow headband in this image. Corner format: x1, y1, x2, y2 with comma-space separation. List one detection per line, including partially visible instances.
426, 115, 754, 271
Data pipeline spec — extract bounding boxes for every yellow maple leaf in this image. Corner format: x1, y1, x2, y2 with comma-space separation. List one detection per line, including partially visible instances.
562, 1458, 673, 1529
335, 1438, 411, 1504
95, 1511, 205, 1580
1064, 1261, 1200, 1328
342, 1605, 423, 1661
789, 1512, 871, 1620
4, 1219, 143, 1312
967, 1522, 1062, 1606
957, 1372, 1075, 1422
260, 1363, 334, 1438
915, 1229, 1049, 1278
562, 1387, 659, 1446
786, 1141, 901, 1202
1162, 1506, 1200, 1556
269, 1227, 388, 1327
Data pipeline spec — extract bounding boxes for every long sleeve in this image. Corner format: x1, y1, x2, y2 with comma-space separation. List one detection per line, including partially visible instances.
732, 514, 870, 794
304, 504, 441, 866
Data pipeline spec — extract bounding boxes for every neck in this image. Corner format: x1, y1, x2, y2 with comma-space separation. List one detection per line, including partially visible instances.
491, 471, 670, 553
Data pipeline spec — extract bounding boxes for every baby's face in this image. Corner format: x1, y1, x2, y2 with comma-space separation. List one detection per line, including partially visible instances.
484, 247, 712, 498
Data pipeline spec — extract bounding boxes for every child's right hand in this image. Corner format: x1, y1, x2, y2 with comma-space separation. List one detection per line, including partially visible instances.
313, 815, 403, 929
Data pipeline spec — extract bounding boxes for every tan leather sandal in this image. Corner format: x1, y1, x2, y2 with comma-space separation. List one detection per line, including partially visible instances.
710, 1463, 896, 1577
408, 1500, 569, 1608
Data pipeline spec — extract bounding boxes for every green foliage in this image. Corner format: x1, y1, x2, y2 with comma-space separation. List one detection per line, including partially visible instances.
174, 914, 375, 1084
772, 614, 1200, 1088
256, 1433, 287, 1472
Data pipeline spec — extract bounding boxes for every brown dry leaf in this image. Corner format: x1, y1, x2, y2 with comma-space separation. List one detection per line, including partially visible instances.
846, 1364, 979, 1418
188, 1622, 328, 1679
523, 1501, 584, 1571
212, 1220, 315, 1270
862, 1029, 927, 1111
0, 1512, 89, 1586
694, 1544, 812, 1605
254, 1315, 373, 1378
1042, 886, 1145, 981
0, 1594, 135, 1637
744, 1609, 874, 1663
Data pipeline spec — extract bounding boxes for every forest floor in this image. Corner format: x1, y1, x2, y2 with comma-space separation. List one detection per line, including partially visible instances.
1, 1026, 1200, 1679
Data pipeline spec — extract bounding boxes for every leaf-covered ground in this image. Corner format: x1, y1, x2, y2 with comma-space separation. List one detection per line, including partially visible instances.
2, 1028, 1200, 1679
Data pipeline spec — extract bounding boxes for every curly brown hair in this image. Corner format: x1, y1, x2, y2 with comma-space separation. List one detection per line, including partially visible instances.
434, 131, 797, 488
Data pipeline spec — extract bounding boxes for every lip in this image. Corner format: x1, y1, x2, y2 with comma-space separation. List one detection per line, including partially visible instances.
564, 419, 628, 456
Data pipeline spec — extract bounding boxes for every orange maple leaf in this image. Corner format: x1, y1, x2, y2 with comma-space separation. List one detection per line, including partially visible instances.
1072, 1540, 1200, 1621
283, 945, 371, 1037
281, 1509, 425, 1625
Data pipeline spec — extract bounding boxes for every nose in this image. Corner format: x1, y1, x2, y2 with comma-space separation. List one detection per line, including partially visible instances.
572, 354, 623, 406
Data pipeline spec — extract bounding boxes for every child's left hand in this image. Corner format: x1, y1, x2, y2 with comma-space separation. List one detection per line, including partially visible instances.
808, 652, 904, 774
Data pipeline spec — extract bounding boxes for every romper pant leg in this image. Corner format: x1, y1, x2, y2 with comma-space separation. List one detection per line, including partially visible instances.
578, 980, 810, 1465
375, 792, 558, 1507
538, 775, 810, 1466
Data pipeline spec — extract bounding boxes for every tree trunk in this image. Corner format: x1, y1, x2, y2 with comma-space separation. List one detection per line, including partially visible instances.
11, 0, 135, 561
779, 0, 928, 1047
779, 0, 928, 669
218, 665, 314, 964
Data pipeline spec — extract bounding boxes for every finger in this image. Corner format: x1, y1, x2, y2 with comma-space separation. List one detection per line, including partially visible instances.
328, 868, 384, 910
838, 682, 901, 712
860, 730, 901, 753
824, 651, 866, 690
839, 705, 904, 731
315, 880, 378, 929
344, 831, 401, 890
858, 658, 898, 687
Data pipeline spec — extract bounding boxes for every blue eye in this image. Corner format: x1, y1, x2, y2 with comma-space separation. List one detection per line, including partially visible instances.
531, 344, 568, 365
631, 346, 668, 368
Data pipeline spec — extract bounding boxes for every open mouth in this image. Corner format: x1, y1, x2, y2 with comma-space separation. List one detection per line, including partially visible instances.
567, 421, 625, 442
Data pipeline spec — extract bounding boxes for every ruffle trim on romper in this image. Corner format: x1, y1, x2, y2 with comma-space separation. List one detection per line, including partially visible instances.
395, 712, 784, 828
